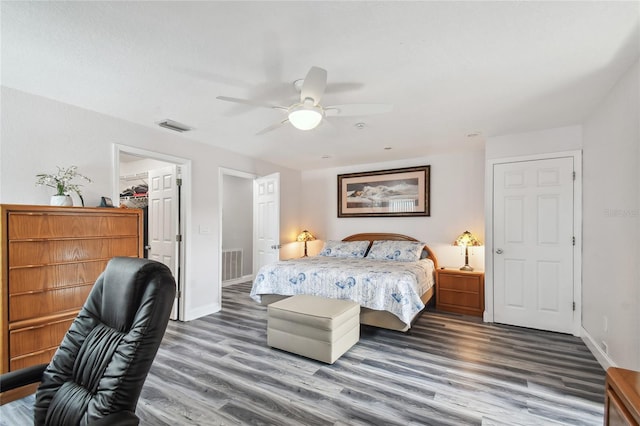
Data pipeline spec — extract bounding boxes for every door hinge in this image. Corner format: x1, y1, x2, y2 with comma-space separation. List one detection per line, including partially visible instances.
177, 178, 183, 186
572, 236, 575, 246
572, 301, 576, 311
176, 290, 182, 298
176, 234, 182, 242
572, 171, 576, 180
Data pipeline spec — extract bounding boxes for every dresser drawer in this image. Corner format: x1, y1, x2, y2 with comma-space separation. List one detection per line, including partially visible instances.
8, 261, 108, 295
9, 285, 92, 322
10, 348, 59, 371
9, 237, 139, 267
10, 317, 75, 358
8, 213, 139, 239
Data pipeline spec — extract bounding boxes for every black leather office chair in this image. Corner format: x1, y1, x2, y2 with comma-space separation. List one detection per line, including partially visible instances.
0, 257, 176, 425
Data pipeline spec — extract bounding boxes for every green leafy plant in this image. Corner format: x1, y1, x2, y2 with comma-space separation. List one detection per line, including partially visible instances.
35, 165, 92, 198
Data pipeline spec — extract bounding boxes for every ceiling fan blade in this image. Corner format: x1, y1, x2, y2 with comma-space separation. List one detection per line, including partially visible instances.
300, 66, 327, 105
324, 103, 393, 117
216, 96, 287, 111
324, 82, 364, 94
255, 118, 289, 135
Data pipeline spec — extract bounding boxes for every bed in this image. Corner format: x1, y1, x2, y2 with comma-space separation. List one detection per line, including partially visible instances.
250, 233, 438, 332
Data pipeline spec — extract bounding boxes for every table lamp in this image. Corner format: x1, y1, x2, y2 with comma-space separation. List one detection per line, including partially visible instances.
296, 230, 315, 257
453, 230, 482, 271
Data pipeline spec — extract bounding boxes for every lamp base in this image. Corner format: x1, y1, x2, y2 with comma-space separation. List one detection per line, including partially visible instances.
460, 265, 474, 271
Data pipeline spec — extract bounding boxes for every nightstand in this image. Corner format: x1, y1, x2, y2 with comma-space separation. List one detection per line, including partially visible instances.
435, 268, 485, 317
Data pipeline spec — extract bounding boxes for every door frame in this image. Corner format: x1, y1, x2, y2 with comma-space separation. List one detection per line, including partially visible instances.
485, 150, 582, 335
113, 144, 191, 321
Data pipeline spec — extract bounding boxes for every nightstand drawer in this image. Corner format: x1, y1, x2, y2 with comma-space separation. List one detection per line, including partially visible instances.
438, 290, 483, 310
438, 274, 480, 292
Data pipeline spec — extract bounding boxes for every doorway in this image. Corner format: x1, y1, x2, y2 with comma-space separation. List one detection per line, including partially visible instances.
218, 169, 280, 308
486, 151, 582, 336
114, 145, 190, 321
220, 169, 255, 287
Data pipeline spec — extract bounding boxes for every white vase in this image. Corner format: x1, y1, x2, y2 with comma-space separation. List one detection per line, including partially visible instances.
50, 195, 73, 206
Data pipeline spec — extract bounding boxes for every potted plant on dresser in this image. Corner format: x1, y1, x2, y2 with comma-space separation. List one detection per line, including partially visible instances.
35, 165, 92, 207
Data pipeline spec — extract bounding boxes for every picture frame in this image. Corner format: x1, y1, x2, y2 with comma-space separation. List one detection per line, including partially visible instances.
337, 165, 430, 217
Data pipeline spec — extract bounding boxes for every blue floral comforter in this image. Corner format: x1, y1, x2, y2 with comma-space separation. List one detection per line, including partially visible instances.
250, 256, 435, 325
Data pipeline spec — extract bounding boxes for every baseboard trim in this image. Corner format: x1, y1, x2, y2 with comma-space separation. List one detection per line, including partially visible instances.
222, 274, 253, 287
581, 326, 616, 370
183, 303, 220, 322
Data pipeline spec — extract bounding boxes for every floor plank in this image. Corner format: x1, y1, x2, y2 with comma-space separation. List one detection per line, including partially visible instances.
0, 281, 605, 425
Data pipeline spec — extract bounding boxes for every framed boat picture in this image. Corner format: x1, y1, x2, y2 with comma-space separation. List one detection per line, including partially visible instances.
338, 165, 430, 217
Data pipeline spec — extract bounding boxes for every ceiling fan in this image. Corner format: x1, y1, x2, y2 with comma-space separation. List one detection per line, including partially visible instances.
216, 66, 393, 135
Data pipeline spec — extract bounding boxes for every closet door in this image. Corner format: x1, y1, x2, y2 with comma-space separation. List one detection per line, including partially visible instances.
148, 165, 179, 319
493, 157, 575, 334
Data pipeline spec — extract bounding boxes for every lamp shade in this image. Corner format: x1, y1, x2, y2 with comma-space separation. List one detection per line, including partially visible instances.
288, 104, 323, 130
453, 230, 482, 247
296, 230, 315, 242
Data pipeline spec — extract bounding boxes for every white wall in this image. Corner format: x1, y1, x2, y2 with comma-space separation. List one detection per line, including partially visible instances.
582, 58, 640, 370
486, 125, 582, 160
0, 86, 301, 321
300, 150, 486, 270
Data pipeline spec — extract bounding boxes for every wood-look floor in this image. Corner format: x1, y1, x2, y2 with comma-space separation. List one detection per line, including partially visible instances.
1, 281, 605, 425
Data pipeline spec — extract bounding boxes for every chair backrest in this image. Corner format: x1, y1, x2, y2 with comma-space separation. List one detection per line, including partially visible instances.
33, 257, 176, 425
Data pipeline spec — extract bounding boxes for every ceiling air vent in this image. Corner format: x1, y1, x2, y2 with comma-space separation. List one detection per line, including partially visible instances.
158, 119, 192, 133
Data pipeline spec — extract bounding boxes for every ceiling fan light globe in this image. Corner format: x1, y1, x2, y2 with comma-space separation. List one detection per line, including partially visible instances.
288, 105, 323, 130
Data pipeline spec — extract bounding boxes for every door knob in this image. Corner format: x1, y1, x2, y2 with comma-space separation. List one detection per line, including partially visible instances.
495, 248, 503, 254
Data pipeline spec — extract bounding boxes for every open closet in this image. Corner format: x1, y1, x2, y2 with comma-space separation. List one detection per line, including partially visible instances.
119, 153, 181, 319
120, 170, 150, 256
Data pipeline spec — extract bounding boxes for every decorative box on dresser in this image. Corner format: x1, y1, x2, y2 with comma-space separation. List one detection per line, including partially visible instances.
605, 367, 640, 426
0, 204, 143, 403
435, 268, 485, 317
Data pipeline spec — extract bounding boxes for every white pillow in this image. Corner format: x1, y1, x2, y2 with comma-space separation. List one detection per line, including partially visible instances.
366, 240, 425, 262
318, 240, 370, 258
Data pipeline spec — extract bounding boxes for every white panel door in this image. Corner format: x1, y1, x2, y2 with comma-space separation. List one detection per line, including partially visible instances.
493, 157, 574, 333
254, 173, 280, 273
148, 165, 179, 319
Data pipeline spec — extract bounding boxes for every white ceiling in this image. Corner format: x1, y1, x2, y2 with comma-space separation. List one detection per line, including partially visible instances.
2, 1, 639, 171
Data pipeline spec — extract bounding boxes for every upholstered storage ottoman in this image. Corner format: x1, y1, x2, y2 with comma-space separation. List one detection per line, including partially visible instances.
267, 295, 360, 364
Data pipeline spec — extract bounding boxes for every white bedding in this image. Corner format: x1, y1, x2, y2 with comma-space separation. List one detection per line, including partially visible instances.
250, 256, 435, 325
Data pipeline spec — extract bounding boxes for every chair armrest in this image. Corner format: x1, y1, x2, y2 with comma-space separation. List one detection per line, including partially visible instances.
0, 363, 48, 392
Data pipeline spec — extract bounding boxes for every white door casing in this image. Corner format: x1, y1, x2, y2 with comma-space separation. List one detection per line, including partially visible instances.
254, 173, 280, 273
493, 156, 575, 334
148, 164, 180, 319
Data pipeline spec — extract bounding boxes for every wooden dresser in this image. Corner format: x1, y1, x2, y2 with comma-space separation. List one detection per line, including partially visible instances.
605, 367, 640, 425
1, 204, 142, 402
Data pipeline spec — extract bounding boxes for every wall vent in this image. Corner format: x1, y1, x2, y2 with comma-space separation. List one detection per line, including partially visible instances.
222, 248, 243, 282
158, 119, 192, 133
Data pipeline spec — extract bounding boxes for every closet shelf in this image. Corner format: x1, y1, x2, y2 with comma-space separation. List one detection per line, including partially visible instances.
119, 172, 149, 182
